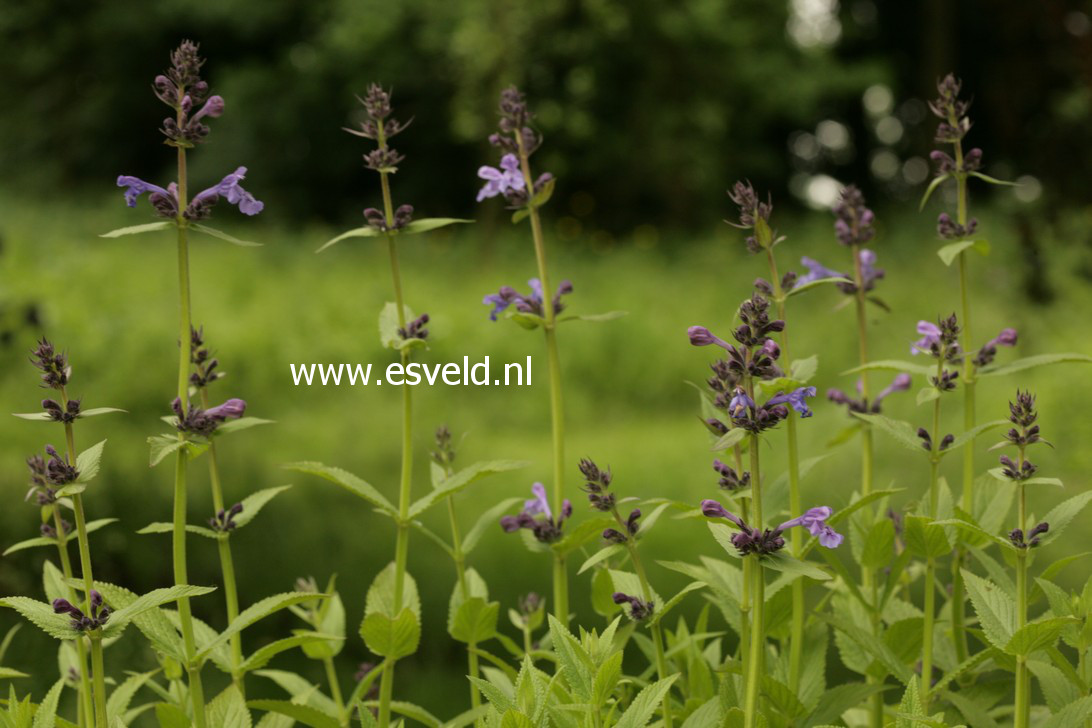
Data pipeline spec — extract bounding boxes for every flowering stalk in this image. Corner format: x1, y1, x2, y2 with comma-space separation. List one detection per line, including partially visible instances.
480, 88, 569, 624
743, 431, 763, 728
431, 428, 483, 716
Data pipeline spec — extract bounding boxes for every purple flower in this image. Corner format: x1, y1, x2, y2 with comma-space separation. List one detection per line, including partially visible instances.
776, 506, 843, 548
500, 483, 571, 543
205, 398, 246, 420
191, 167, 264, 216
911, 321, 942, 355
988, 328, 1018, 349
874, 373, 912, 408
688, 326, 732, 350
832, 186, 875, 247
482, 279, 572, 321
797, 257, 845, 286
117, 176, 171, 208
728, 388, 755, 418
700, 499, 744, 527
477, 154, 526, 202
766, 386, 817, 418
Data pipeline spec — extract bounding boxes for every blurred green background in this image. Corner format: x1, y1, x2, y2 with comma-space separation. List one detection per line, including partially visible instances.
2, 0, 1092, 720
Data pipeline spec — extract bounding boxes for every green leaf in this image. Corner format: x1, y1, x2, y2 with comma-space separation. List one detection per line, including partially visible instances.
90, 581, 185, 660
11, 412, 53, 420
196, 592, 322, 661
75, 439, 107, 484
505, 310, 544, 330
206, 685, 251, 728
316, 226, 381, 253
978, 353, 1092, 378
408, 460, 529, 519
155, 703, 191, 728
942, 419, 1009, 456
147, 434, 207, 468
0, 668, 28, 679
613, 675, 677, 728
214, 417, 274, 436
399, 218, 473, 235
785, 276, 851, 298
710, 428, 747, 452
190, 223, 261, 247
463, 498, 522, 555
760, 551, 830, 582
937, 239, 989, 266
962, 569, 1015, 650
135, 522, 219, 539
233, 485, 293, 529
933, 518, 1014, 552
364, 563, 420, 619
105, 670, 156, 725
919, 174, 950, 210
647, 581, 706, 627
842, 360, 934, 377
578, 545, 623, 575
283, 462, 395, 515
30, 678, 63, 728
556, 311, 627, 324
242, 634, 338, 673
790, 355, 819, 382
78, 407, 126, 418
105, 585, 218, 637
916, 386, 940, 406
99, 221, 174, 238
449, 597, 499, 645
360, 608, 420, 659
0, 598, 79, 640
1038, 491, 1092, 547
860, 519, 895, 571
1005, 617, 1079, 657
853, 413, 925, 453
1027, 659, 1081, 713
969, 170, 1016, 186
903, 516, 952, 559
1041, 696, 1092, 727
821, 613, 914, 684
552, 517, 614, 557
376, 302, 427, 352
245, 701, 340, 728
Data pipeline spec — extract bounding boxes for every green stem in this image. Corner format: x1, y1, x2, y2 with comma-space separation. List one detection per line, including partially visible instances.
922, 557, 936, 704
515, 135, 569, 626
851, 243, 883, 728
375, 124, 414, 725
765, 249, 806, 694
743, 556, 764, 728
1014, 447, 1029, 728
89, 635, 108, 728
200, 388, 244, 693
323, 655, 347, 726
171, 134, 208, 727
51, 507, 94, 727
445, 488, 481, 718
620, 513, 673, 728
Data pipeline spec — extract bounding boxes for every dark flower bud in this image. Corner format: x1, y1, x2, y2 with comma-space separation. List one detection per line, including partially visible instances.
939, 434, 955, 451
753, 278, 773, 295
625, 509, 641, 535
603, 528, 628, 544
612, 592, 655, 621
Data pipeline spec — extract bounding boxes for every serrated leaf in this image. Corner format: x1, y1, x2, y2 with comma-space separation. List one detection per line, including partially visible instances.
99, 221, 174, 238
196, 592, 321, 661
78, 407, 126, 418
903, 516, 952, 559
0, 598, 79, 640
283, 462, 395, 515
614, 675, 678, 728
245, 701, 340, 728
853, 413, 925, 453
191, 223, 261, 247
364, 563, 420, 619
463, 498, 522, 554
647, 581, 705, 627
449, 597, 499, 644
30, 678, 63, 728
860, 519, 895, 570
105, 670, 156, 725
821, 612, 914, 684
75, 439, 107, 484
711, 428, 747, 452
233, 485, 293, 529
761, 551, 830, 581
942, 419, 1009, 456
377, 301, 425, 352
206, 685, 251, 728
553, 517, 614, 557
842, 360, 935, 377
147, 435, 185, 468
578, 545, 623, 575
105, 585, 217, 637
243, 634, 338, 673
962, 569, 1015, 650
135, 522, 219, 539
408, 460, 528, 519
1041, 695, 1092, 727
361, 608, 420, 659
1005, 617, 1078, 657
1038, 491, 1092, 547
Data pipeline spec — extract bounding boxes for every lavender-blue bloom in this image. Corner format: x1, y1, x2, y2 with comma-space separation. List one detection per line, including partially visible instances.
776, 506, 843, 548
728, 388, 755, 417
797, 257, 844, 286
911, 320, 942, 355
477, 154, 525, 202
500, 482, 572, 543
874, 373, 912, 406
523, 481, 552, 519
482, 278, 572, 321
190, 167, 264, 216
688, 325, 732, 350
117, 176, 171, 208
766, 386, 817, 418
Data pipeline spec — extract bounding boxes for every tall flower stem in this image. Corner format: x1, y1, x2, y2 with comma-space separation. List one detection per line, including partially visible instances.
922, 370, 942, 708
88, 635, 108, 728
50, 506, 94, 727
734, 444, 752, 674
850, 242, 883, 728
375, 121, 414, 728
743, 432, 763, 728
617, 512, 673, 728
763, 250, 806, 693
515, 136, 569, 626
172, 138, 208, 728
1014, 446, 1029, 728
323, 655, 347, 726
199, 390, 244, 694
950, 118, 974, 667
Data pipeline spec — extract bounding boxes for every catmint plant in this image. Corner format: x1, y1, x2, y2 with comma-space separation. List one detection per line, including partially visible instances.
6, 340, 120, 727
726, 181, 838, 697
105, 40, 268, 727
690, 294, 831, 728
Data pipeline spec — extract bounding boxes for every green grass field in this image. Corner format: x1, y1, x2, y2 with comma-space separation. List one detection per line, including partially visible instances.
1, 188, 1090, 716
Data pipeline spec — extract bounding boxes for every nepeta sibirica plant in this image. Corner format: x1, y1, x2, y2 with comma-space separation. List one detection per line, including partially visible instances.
478, 86, 622, 629
689, 294, 845, 728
